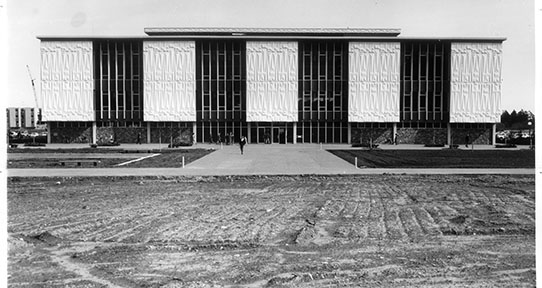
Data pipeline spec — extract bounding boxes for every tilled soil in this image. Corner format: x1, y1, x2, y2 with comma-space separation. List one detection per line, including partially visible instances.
8, 175, 535, 287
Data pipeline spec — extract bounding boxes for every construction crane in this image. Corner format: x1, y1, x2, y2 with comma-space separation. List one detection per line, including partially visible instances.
26, 65, 40, 126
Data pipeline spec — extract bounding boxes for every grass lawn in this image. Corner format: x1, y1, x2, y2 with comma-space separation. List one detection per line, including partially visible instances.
328, 149, 535, 168
7, 148, 215, 168
118, 150, 213, 168
7, 148, 127, 153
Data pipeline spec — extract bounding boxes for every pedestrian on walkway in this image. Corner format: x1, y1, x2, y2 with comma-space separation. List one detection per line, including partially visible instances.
239, 136, 247, 155
465, 133, 470, 148
136, 132, 141, 144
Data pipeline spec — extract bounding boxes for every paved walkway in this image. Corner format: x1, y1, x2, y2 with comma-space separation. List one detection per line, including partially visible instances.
6, 143, 535, 177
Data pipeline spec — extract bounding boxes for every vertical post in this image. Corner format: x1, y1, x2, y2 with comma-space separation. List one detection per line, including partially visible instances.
92, 122, 97, 144
347, 123, 352, 144
492, 123, 497, 146
147, 122, 151, 144
447, 123, 452, 146
192, 122, 197, 144
247, 122, 251, 144
393, 123, 397, 145
293, 122, 297, 144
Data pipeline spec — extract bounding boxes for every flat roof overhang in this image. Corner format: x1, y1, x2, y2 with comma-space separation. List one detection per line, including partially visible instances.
37, 36, 506, 42
143, 27, 402, 37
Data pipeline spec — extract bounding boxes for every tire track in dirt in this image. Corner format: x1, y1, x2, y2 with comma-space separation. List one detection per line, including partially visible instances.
366, 186, 386, 240
350, 187, 370, 240
412, 207, 441, 236
44, 243, 124, 288
384, 208, 408, 240
398, 208, 424, 239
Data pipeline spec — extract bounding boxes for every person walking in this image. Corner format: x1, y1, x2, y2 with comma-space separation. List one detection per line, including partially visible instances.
465, 133, 470, 148
136, 132, 142, 145
239, 136, 247, 155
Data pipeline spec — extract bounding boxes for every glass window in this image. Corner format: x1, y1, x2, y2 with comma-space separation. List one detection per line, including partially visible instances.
299, 40, 347, 122
401, 41, 449, 122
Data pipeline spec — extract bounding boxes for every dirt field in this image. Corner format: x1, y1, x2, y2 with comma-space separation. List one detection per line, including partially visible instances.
8, 175, 535, 287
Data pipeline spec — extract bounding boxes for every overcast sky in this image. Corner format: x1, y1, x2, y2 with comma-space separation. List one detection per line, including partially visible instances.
4, 0, 536, 112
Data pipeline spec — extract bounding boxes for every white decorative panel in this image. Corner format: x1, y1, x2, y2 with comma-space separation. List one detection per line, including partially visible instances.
348, 42, 400, 122
450, 43, 502, 123
41, 41, 94, 121
246, 41, 298, 122
143, 41, 196, 121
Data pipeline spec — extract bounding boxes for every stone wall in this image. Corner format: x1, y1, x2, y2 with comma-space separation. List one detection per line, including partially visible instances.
113, 127, 147, 143
150, 127, 193, 145
351, 128, 393, 145
50, 126, 92, 143
451, 127, 492, 145
396, 128, 447, 145
96, 127, 148, 144
95, 127, 115, 145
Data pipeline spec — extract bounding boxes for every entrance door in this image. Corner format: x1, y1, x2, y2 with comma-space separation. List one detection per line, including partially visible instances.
273, 127, 286, 144
258, 127, 271, 144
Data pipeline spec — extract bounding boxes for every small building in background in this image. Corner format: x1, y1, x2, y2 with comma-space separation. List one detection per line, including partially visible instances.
7, 108, 20, 129
7, 107, 42, 129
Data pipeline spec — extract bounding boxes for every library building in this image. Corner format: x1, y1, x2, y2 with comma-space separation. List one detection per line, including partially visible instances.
38, 27, 504, 145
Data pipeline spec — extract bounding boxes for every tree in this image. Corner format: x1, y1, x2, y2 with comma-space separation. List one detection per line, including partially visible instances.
501, 110, 511, 127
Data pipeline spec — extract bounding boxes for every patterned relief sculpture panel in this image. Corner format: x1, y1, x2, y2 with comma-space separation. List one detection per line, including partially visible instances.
349, 42, 400, 122
246, 41, 298, 122
450, 43, 502, 123
41, 41, 94, 121
143, 41, 196, 121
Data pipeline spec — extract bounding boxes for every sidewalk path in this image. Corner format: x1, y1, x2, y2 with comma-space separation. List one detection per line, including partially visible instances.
6, 144, 535, 177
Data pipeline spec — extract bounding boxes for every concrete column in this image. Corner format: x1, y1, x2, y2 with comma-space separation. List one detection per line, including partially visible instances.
192, 122, 197, 144
293, 123, 297, 144
146, 122, 151, 143
347, 123, 352, 144
247, 122, 251, 144
47, 122, 52, 144
393, 123, 397, 144
92, 122, 97, 144
447, 123, 452, 146
492, 123, 497, 146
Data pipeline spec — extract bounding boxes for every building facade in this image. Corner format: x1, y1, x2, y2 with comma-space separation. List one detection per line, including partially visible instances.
38, 28, 504, 145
